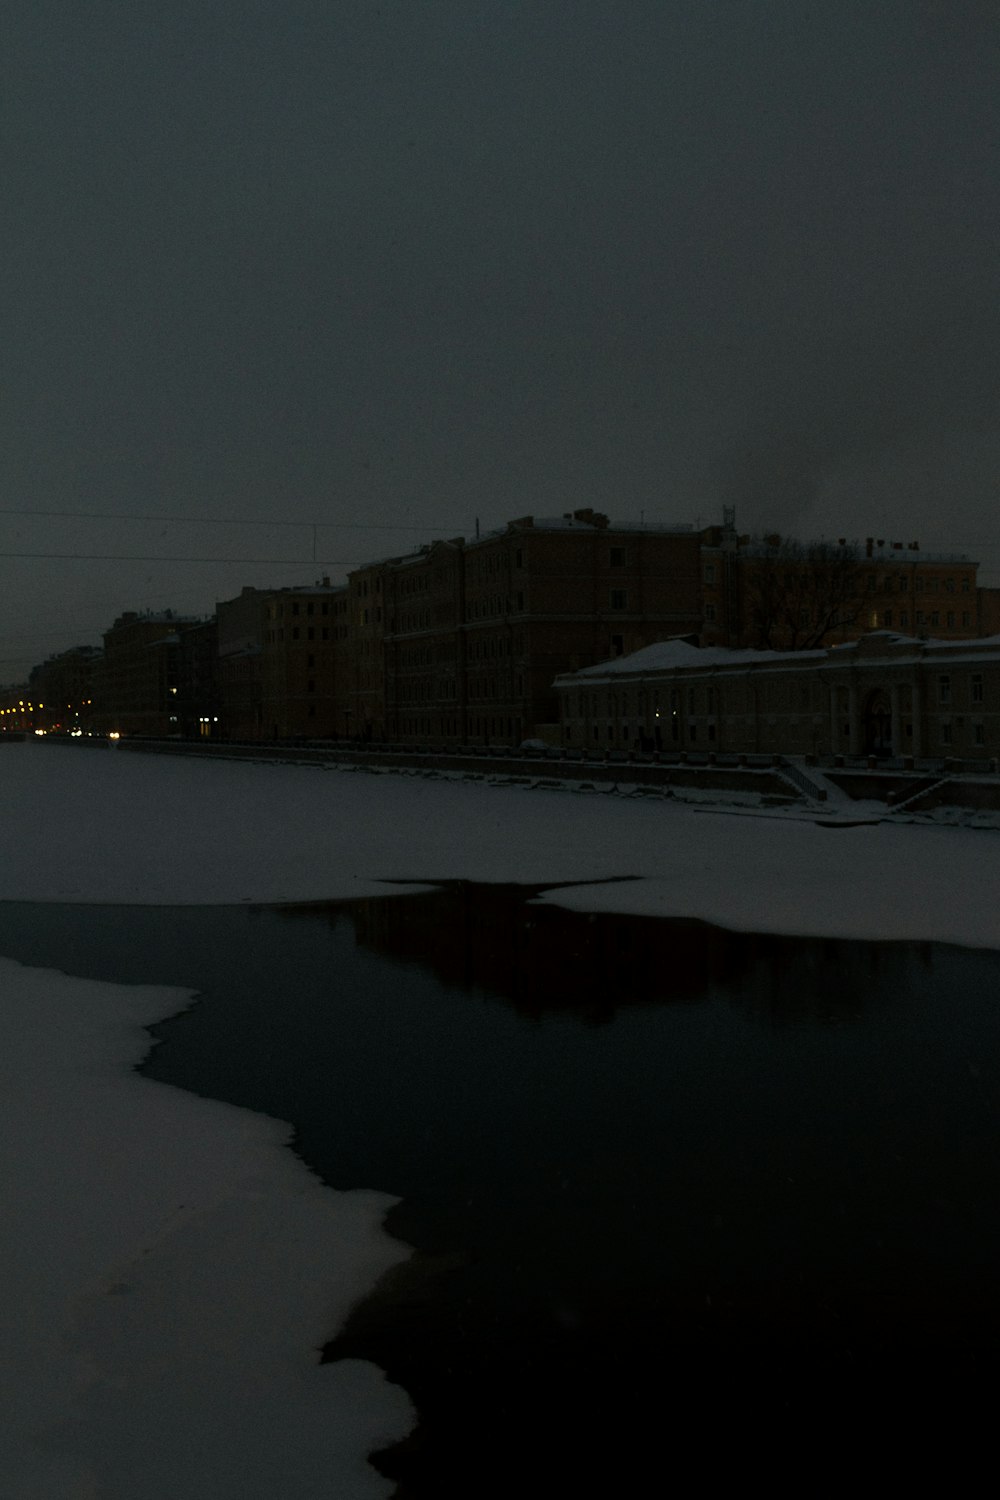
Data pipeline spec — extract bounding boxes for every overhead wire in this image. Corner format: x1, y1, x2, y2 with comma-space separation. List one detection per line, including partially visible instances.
0, 550, 356, 565
0, 505, 456, 533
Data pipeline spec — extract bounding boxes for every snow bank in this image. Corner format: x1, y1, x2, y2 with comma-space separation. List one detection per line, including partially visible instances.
2, 741, 999, 949
0, 956, 412, 1499
2, 740, 999, 1493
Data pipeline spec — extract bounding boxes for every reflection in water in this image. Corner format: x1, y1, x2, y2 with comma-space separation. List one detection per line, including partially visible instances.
280, 880, 934, 1027
0, 887, 998, 1495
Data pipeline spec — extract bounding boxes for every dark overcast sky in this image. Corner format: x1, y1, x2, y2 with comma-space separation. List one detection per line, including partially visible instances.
3, 0, 998, 678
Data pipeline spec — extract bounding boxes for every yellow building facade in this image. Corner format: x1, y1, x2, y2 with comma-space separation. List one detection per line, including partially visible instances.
556, 632, 1000, 765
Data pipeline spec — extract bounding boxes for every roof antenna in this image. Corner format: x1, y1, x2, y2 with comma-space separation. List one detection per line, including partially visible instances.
475, 516, 480, 539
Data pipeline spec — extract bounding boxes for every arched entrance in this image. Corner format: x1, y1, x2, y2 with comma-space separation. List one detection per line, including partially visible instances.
863, 689, 893, 757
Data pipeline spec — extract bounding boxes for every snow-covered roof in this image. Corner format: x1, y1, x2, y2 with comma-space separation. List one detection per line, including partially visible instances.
568, 639, 826, 680
561, 631, 1000, 684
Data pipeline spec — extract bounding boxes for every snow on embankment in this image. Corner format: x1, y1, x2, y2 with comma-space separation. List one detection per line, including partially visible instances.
2, 740, 1000, 950
0, 957, 412, 1499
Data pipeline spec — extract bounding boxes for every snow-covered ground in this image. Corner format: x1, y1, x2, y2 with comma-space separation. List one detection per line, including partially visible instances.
2, 739, 999, 948
0, 959, 411, 1500
3, 739, 1000, 1497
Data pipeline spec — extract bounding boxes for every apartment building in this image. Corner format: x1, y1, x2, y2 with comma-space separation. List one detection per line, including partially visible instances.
382, 540, 465, 743
175, 618, 220, 738
27, 645, 102, 733
259, 581, 346, 739
216, 586, 269, 740
700, 526, 984, 650
97, 611, 201, 736
347, 510, 703, 746
15, 512, 995, 749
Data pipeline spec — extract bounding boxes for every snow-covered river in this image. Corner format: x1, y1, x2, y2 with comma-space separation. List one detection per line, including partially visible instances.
5, 882, 1000, 1495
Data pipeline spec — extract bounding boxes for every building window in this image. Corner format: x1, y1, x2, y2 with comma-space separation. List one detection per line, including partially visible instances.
292, 627, 300, 640
704, 603, 716, 622
962, 576, 971, 593
610, 547, 626, 568
610, 589, 628, 610
884, 610, 893, 628
292, 603, 300, 616
611, 634, 624, 656
974, 723, 985, 744
941, 722, 952, 744
972, 675, 984, 703
939, 676, 951, 705
931, 611, 940, 627
704, 563, 715, 585
900, 611, 909, 627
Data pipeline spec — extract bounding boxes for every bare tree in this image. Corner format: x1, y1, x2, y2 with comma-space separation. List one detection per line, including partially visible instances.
742, 538, 863, 650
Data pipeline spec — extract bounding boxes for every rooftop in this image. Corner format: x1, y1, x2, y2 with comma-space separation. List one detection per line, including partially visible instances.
560, 631, 1000, 683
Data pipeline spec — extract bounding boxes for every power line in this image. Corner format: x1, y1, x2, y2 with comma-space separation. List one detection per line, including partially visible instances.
0, 550, 355, 566
0, 506, 455, 533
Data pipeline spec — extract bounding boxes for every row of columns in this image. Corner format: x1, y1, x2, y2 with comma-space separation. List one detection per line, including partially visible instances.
827, 676, 922, 758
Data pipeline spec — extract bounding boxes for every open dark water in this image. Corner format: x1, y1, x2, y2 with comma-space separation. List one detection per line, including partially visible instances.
3, 883, 1000, 1494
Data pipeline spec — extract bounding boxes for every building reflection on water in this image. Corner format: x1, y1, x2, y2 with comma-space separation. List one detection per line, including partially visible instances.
278, 879, 935, 1028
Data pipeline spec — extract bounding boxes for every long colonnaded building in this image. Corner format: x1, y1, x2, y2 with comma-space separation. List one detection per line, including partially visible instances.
555, 631, 1000, 764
